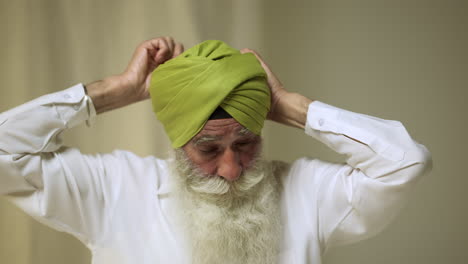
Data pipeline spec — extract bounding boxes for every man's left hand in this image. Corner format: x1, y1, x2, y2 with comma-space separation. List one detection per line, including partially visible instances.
240, 49, 312, 129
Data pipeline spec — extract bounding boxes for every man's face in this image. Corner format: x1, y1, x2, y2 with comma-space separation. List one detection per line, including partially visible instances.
182, 118, 261, 182
174, 119, 280, 264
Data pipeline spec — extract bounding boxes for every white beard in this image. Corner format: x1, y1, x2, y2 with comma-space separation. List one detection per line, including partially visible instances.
171, 149, 282, 264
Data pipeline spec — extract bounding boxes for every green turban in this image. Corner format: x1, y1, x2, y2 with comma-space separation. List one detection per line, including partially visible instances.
149, 40, 271, 148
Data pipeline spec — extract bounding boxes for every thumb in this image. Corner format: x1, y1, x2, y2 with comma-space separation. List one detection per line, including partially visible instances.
240, 48, 283, 90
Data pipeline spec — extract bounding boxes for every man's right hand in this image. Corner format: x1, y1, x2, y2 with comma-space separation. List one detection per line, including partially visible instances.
87, 37, 184, 114
120, 37, 184, 101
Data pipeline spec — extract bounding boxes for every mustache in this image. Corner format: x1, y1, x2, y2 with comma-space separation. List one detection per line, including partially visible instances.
188, 174, 230, 195
174, 149, 265, 197
187, 167, 264, 196
171, 148, 282, 264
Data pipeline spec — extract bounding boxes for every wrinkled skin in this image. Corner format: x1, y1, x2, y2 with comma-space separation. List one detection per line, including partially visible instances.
182, 118, 261, 182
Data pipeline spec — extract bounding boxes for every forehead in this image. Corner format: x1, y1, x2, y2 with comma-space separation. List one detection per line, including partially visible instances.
197, 118, 245, 137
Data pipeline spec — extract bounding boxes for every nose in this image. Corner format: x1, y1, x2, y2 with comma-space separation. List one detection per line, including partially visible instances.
217, 148, 242, 182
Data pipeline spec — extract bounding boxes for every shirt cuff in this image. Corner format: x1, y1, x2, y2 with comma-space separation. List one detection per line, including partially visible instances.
304, 101, 341, 136
304, 101, 405, 162
52, 83, 97, 128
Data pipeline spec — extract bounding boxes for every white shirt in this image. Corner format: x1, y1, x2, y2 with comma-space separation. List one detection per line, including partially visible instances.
0, 84, 431, 264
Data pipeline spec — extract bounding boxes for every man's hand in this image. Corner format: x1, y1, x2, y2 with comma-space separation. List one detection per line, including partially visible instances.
87, 37, 184, 114
120, 37, 184, 101
240, 49, 313, 129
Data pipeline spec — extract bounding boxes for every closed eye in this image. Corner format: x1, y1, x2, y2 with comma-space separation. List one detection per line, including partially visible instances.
198, 146, 220, 155
234, 139, 259, 150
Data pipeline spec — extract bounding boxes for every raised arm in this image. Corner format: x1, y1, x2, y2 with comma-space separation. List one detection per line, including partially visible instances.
240, 48, 312, 129
0, 37, 183, 244
243, 49, 432, 252
87, 37, 184, 113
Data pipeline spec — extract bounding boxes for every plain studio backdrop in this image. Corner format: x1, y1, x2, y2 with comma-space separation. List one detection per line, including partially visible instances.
0, 0, 466, 263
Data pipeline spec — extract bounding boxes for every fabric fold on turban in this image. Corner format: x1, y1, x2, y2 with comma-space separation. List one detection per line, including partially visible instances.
149, 40, 271, 148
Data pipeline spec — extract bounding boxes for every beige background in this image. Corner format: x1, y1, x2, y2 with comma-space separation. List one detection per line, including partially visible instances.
0, 0, 466, 263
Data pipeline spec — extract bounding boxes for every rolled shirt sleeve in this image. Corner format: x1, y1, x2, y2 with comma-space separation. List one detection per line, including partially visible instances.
1, 87, 433, 258
286, 101, 432, 252
0, 84, 96, 193
0, 84, 115, 245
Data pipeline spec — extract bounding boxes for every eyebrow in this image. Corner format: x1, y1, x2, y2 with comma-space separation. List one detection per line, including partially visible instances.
192, 128, 256, 146
193, 135, 222, 146
238, 127, 253, 136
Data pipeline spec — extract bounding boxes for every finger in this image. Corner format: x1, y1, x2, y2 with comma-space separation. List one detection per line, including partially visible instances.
140, 38, 163, 60
126, 40, 156, 71
164, 36, 175, 54
241, 48, 273, 76
153, 38, 171, 64
240, 48, 284, 92
241, 48, 265, 66
173, 43, 184, 58
142, 40, 158, 62
240, 48, 254, 54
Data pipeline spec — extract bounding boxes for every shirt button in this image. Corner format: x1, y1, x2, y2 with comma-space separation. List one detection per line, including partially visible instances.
73, 105, 80, 111
63, 94, 71, 99
318, 118, 325, 126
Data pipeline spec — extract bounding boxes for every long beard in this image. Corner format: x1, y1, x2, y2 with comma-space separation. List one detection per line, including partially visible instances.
171, 149, 282, 264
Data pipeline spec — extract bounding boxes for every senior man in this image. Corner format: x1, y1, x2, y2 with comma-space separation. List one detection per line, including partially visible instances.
0, 37, 431, 264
